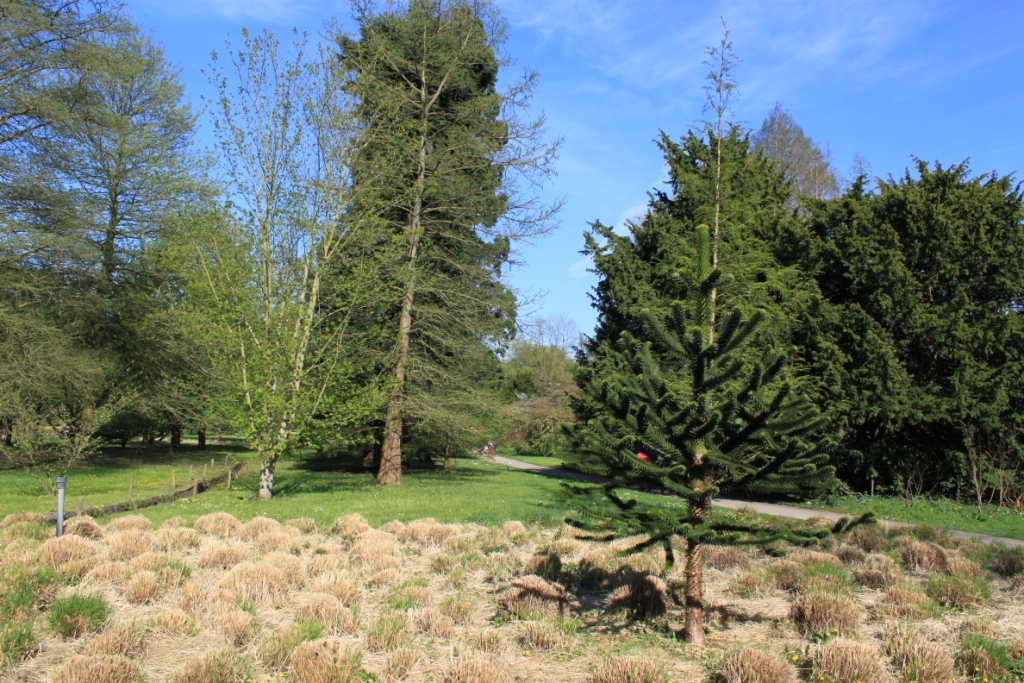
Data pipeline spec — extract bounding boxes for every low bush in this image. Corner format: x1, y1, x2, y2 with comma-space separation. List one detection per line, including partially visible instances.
47, 592, 110, 638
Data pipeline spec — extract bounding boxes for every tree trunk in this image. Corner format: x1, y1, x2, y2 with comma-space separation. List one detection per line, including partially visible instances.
169, 423, 182, 451
197, 429, 207, 450
1, 415, 13, 446
258, 458, 275, 500
683, 537, 706, 646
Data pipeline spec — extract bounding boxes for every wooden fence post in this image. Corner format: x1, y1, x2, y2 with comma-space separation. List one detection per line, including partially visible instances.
192, 479, 198, 497
77, 496, 84, 516
227, 469, 232, 489
172, 469, 176, 490
128, 478, 134, 502
203, 463, 207, 479
189, 464, 194, 480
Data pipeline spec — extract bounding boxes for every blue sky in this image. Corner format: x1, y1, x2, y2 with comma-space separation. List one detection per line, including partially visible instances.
129, 0, 1024, 337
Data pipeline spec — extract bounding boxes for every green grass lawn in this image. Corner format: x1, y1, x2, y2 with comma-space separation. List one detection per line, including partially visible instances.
803, 494, 1024, 540
499, 453, 565, 469
0, 438, 248, 518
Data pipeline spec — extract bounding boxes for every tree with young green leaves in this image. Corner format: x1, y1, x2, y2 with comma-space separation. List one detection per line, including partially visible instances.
752, 104, 842, 208
336, 0, 560, 484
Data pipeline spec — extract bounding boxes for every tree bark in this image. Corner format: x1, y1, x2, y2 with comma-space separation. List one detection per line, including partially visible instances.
197, 428, 207, 450
258, 458, 275, 500
683, 495, 711, 645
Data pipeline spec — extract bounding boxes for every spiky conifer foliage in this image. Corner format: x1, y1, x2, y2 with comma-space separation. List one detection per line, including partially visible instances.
564, 225, 865, 644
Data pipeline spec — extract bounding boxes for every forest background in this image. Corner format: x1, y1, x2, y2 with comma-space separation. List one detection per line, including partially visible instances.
2, 0, 1024, 514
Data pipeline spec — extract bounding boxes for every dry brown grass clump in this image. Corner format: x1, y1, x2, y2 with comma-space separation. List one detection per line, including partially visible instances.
884, 625, 956, 683
605, 571, 668, 620
239, 515, 282, 541
525, 550, 563, 581
107, 528, 157, 561
106, 515, 151, 532
847, 526, 889, 553
812, 638, 889, 683
125, 570, 163, 604
412, 607, 455, 638
264, 551, 307, 587
128, 551, 171, 572
400, 518, 461, 546
834, 546, 867, 564
49, 654, 141, 683
789, 549, 842, 566
254, 527, 302, 554
150, 607, 197, 635
472, 630, 507, 655
439, 594, 475, 625
586, 655, 665, 683
82, 561, 128, 587
310, 573, 364, 607
197, 538, 248, 569
503, 520, 527, 539
350, 530, 401, 571
171, 649, 249, 683
381, 520, 406, 534
65, 516, 104, 539
718, 649, 798, 683
521, 621, 559, 650
160, 516, 187, 528
331, 513, 371, 538
790, 592, 859, 637
82, 623, 146, 658
40, 534, 96, 566
215, 608, 259, 645
706, 545, 751, 570
157, 526, 201, 551
498, 575, 569, 619
901, 541, 948, 572
286, 517, 318, 533
295, 593, 356, 635
730, 570, 774, 598
768, 560, 802, 591
441, 653, 501, 683
194, 512, 242, 538
958, 642, 1008, 679
291, 640, 364, 683
875, 584, 930, 619
367, 611, 408, 652
371, 568, 400, 587
217, 561, 290, 606
0, 511, 46, 528
946, 555, 985, 579
309, 551, 347, 577
382, 648, 419, 681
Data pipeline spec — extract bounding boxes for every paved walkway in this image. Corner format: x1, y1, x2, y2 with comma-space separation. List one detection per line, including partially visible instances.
491, 454, 1024, 549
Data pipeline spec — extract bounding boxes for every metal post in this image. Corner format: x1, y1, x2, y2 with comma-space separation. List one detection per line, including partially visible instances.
56, 475, 66, 537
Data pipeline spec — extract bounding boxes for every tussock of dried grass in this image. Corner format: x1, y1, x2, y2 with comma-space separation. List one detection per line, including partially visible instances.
502, 520, 527, 539
350, 530, 401, 571
902, 541, 948, 573
441, 652, 501, 683
107, 528, 157, 561
946, 555, 985, 579
290, 640, 364, 683
834, 546, 867, 564
83, 560, 128, 587
812, 638, 888, 683
194, 512, 242, 538
216, 608, 259, 645
400, 519, 461, 546
499, 575, 568, 619
197, 538, 248, 569
586, 655, 665, 683
884, 625, 956, 683
238, 515, 282, 541
125, 569, 163, 604
157, 526, 201, 551
875, 584, 930, 619
706, 545, 750, 570
218, 561, 290, 606
412, 607, 454, 638
730, 570, 774, 598
718, 649, 798, 683
128, 551, 171, 572
254, 527, 301, 554
65, 516, 104, 539
82, 623, 146, 657
171, 649, 249, 683
472, 630, 507, 654
295, 593, 356, 635
367, 611, 408, 652
526, 551, 562, 581
371, 568, 400, 586
789, 549, 841, 566
331, 513, 371, 538
768, 560, 802, 591
521, 621, 559, 650
605, 571, 668, 620
439, 594, 475, 625
106, 515, 152, 532
150, 607, 197, 635
310, 573, 363, 606
160, 516, 187, 528
381, 520, 406, 534
847, 526, 889, 553
0, 511, 46, 528
40, 534, 96, 566
790, 592, 859, 636
382, 648, 419, 681
286, 517, 318, 533
957, 643, 1007, 679
49, 654, 141, 683
264, 551, 307, 587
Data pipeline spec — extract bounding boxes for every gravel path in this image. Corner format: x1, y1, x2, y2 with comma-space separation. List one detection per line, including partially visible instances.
491, 454, 1024, 549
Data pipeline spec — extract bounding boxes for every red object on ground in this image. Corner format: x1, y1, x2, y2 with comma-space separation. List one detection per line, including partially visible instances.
637, 452, 651, 462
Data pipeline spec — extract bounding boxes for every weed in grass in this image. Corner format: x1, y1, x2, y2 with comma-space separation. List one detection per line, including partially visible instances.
295, 593, 356, 635
172, 649, 252, 683
442, 653, 501, 683
290, 639, 364, 683
383, 647, 419, 681
717, 648, 797, 683
48, 592, 110, 638
925, 572, 989, 608
49, 654, 141, 683
586, 655, 666, 683
367, 611, 408, 652
65, 516, 103, 540
0, 622, 36, 669
812, 637, 888, 683
499, 575, 569, 619
262, 620, 327, 669
194, 512, 242, 538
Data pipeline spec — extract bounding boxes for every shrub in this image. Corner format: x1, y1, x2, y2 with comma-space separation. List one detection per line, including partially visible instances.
706, 545, 750, 570
172, 649, 252, 683
290, 640, 364, 683
194, 512, 242, 538
718, 649, 798, 683
604, 571, 668, 620
295, 593, 356, 635
585, 655, 665, 683
65, 516, 103, 540
125, 570, 163, 604
412, 607, 455, 638
382, 648, 419, 681
217, 561, 290, 607
49, 655, 140, 683
40, 534, 96, 566
521, 621, 559, 650
442, 653, 501, 683
498, 575, 568, 619
884, 626, 956, 683
106, 515, 151, 532
107, 529, 157, 562
813, 638, 888, 683
925, 572, 989, 608
789, 592, 858, 638
48, 592, 110, 638
990, 546, 1024, 577
901, 542, 948, 573
367, 611, 408, 652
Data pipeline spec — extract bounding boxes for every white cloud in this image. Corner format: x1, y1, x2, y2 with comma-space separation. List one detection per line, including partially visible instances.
569, 255, 593, 279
